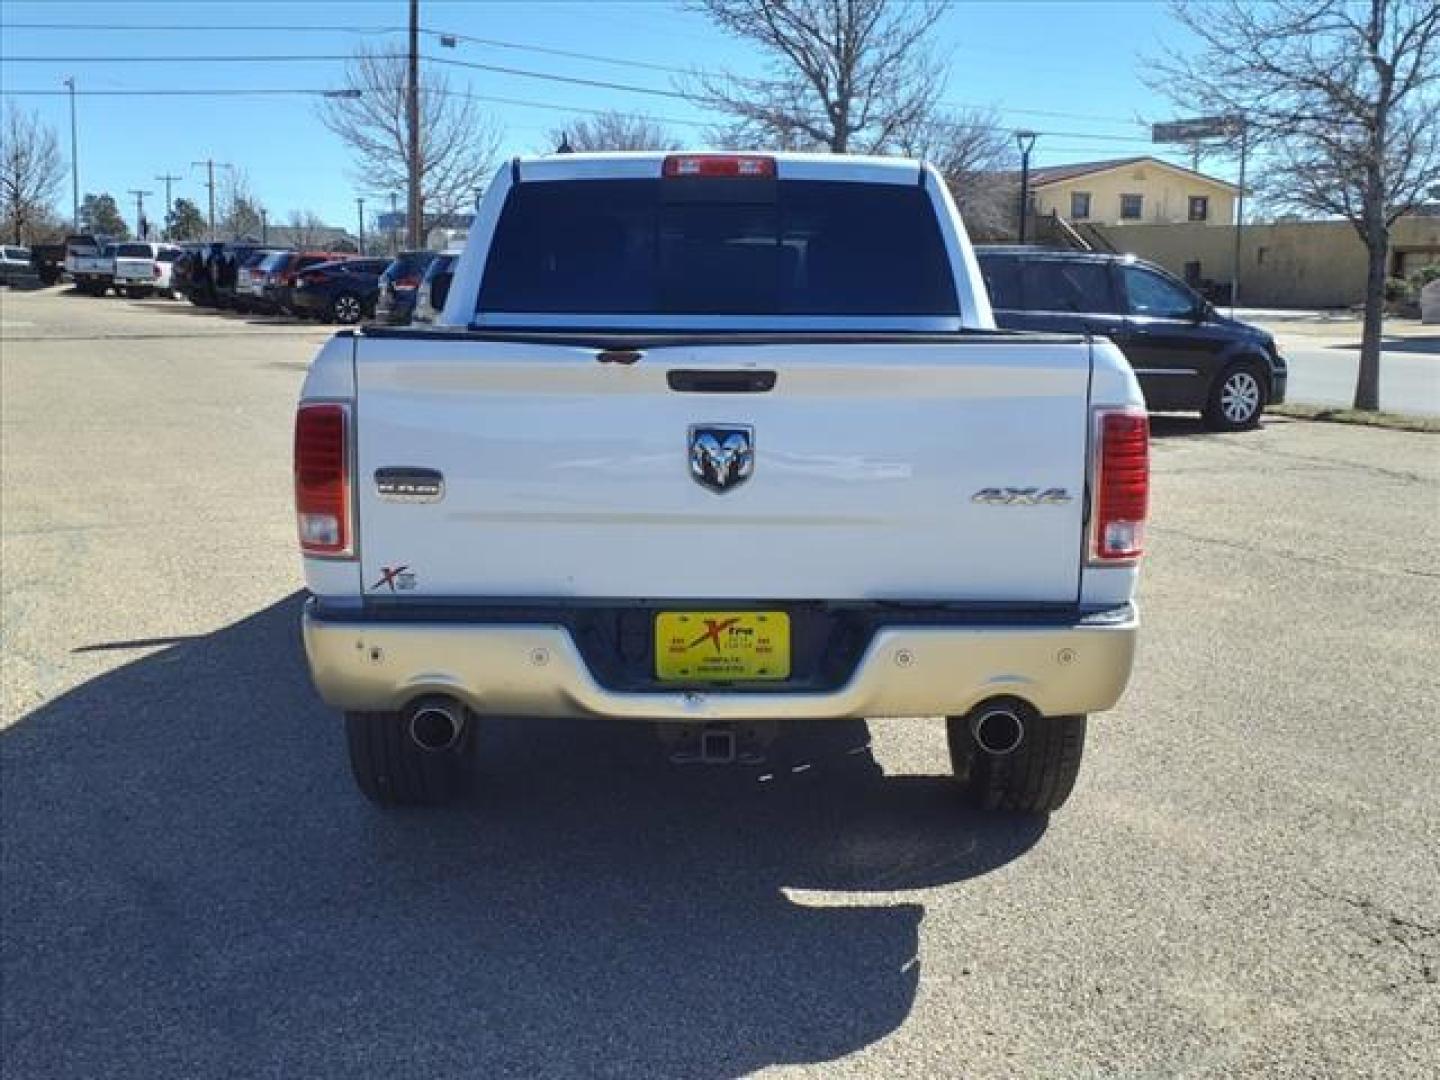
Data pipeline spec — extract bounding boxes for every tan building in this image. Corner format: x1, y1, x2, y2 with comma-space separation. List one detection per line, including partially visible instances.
1089, 214, 1440, 308
1029, 156, 1239, 227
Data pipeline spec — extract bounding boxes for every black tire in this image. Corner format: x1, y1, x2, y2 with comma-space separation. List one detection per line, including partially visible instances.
345, 710, 471, 806
330, 292, 364, 325
1203, 360, 1267, 431
947, 710, 1087, 815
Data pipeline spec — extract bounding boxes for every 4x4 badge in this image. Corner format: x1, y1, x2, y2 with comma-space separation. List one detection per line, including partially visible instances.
971, 487, 1073, 506
689, 426, 754, 493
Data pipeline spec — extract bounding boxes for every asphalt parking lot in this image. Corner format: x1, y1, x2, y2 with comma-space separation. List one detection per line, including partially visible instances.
2, 286, 1437, 1078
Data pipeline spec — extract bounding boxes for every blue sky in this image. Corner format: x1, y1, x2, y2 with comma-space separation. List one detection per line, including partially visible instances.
0, 0, 1224, 234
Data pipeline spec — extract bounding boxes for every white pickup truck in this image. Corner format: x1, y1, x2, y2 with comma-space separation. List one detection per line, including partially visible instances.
296, 152, 1149, 815
64, 234, 115, 296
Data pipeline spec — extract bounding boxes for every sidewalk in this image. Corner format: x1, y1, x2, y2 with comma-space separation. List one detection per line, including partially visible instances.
1235, 308, 1437, 343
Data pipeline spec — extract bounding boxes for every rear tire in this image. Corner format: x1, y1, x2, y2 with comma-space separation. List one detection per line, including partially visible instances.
1203, 361, 1267, 431
345, 710, 471, 806
947, 711, 1086, 814
330, 292, 364, 324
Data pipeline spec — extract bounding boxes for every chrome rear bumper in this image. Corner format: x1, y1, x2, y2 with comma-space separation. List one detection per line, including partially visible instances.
301, 601, 1137, 721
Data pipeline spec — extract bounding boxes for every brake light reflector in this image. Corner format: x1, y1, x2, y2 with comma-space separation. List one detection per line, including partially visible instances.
662, 154, 775, 178
1091, 409, 1149, 562
294, 403, 351, 556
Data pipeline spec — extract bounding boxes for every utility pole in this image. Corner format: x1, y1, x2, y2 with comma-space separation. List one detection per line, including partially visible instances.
63, 77, 79, 228
190, 159, 232, 240
155, 173, 181, 239
260, 207, 268, 245
389, 191, 399, 254
406, 0, 422, 249
356, 196, 366, 254
1014, 130, 1037, 244
127, 189, 154, 239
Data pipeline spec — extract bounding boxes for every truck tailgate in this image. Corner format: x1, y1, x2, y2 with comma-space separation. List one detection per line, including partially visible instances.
352, 334, 1092, 602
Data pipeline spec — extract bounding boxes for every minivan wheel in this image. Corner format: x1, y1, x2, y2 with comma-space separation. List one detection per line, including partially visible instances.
1204, 362, 1267, 431
345, 710, 472, 806
330, 293, 363, 324
947, 712, 1087, 815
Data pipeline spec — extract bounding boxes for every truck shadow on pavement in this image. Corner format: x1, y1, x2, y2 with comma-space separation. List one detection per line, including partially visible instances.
2, 594, 1044, 1079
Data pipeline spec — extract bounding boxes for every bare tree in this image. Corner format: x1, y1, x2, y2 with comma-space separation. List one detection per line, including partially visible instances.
1, 102, 64, 245
688, 0, 946, 153
320, 47, 502, 237
900, 110, 1018, 239
284, 210, 328, 250
549, 112, 679, 152
218, 168, 265, 240
1151, 0, 1440, 411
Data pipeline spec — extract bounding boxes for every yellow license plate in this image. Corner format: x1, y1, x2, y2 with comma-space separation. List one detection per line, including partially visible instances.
655, 611, 791, 681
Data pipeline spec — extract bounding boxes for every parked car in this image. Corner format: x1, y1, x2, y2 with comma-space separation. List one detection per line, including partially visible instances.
374, 250, 441, 325
289, 257, 391, 323
212, 244, 268, 309
259, 251, 353, 315
153, 245, 183, 298
175, 242, 227, 306
975, 248, 1287, 431
28, 243, 66, 286
171, 245, 208, 305
113, 241, 181, 298
409, 250, 460, 325
295, 151, 1149, 813
64, 234, 115, 296
234, 249, 287, 312
0, 245, 34, 286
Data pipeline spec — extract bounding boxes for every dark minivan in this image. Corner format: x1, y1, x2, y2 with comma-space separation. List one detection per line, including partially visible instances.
976, 248, 1286, 430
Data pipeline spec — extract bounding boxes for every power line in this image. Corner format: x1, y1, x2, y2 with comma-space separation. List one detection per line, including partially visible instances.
1, 20, 1147, 128
2, 79, 1158, 146
0, 22, 403, 33
3, 88, 359, 97
1, 53, 394, 63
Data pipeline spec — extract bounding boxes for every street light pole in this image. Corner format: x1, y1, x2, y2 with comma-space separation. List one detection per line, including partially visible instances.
260, 208, 268, 246
406, 0, 422, 250
389, 192, 399, 254
356, 197, 366, 253
63, 77, 79, 228
1015, 130, 1038, 244
1229, 115, 1249, 316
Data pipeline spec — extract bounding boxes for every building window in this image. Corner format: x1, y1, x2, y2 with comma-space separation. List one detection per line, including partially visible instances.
1120, 194, 1143, 220
1070, 192, 1091, 220
1188, 195, 1209, 222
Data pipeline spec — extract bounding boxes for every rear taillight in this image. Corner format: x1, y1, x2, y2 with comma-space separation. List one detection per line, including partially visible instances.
1090, 408, 1149, 563
395, 275, 420, 289
152, 264, 162, 278
662, 154, 775, 178
294, 403, 351, 556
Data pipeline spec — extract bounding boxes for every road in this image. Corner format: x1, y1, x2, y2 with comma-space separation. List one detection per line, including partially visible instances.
3, 287, 1438, 1078
1281, 340, 1439, 415
1240, 312, 1440, 415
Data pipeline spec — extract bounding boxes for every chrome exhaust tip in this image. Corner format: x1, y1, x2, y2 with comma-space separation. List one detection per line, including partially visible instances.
407, 698, 465, 752
970, 707, 1025, 756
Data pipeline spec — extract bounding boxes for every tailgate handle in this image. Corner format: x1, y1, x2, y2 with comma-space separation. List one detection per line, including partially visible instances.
666, 369, 777, 393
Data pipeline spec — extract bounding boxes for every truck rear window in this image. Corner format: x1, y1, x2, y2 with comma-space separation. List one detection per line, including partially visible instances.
116, 244, 153, 258
478, 179, 958, 317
